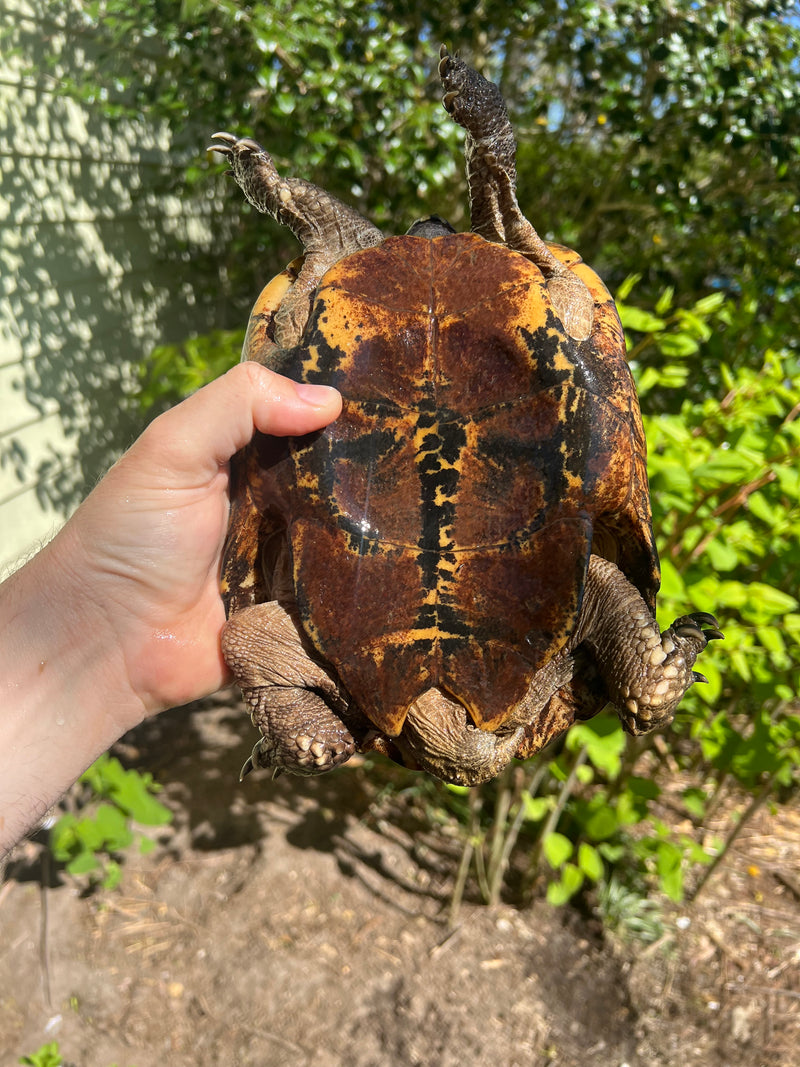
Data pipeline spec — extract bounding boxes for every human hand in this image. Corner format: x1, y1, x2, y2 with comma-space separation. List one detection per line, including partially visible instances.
64, 361, 341, 717
0, 363, 340, 854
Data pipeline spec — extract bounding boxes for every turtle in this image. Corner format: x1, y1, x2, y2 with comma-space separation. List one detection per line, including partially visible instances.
210, 47, 722, 787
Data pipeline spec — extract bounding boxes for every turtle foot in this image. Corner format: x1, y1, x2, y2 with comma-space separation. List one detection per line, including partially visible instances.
438, 46, 509, 142
238, 688, 356, 779
223, 600, 356, 779
617, 611, 724, 735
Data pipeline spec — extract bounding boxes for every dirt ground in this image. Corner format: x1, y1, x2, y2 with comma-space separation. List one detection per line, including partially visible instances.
1, 694, 798, 1067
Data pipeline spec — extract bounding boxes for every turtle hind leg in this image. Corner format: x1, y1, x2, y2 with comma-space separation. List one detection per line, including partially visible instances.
438, 47, 594, 341
222, 601, 356, 777
238, 686, 356, 779
577, 555, 723, 734
209, 133, 383, 346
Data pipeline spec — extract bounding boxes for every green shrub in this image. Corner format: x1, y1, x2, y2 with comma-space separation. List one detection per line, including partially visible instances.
50, 755, 173, 889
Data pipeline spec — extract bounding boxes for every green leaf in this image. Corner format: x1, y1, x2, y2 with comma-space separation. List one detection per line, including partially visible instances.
692, 292, 727, 315
598, 842, 626, 863
655, 286, 674, 315
618, 304, 667, 333
568, 716, 626, 778
66, 851, 101, 876
543, 831, 574, 870
584, 805, 620, 841
102, 860, 123, 890
49, 814, 79, 862
18, 1041, 62, 1067
93, 804, 133, 852
657, 558, 688, 602
546, 863, 584, 906
747, 491, 775, 525
104, 764, 172, 826
614, 274, 641, 302
635, 366, 662, 395
682, 788, 707, 819
520, 794, 551, 822
705, 538, 740, 571
655, 841, 685, 902
656, 332, 700, 357
578, 842, 604, 882
746, 583, 798, 618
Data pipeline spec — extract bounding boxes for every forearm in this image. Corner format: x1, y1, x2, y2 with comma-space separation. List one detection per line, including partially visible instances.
0, 523, 145, 857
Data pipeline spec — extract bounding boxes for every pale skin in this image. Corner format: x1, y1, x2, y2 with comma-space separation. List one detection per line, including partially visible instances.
0, 363, 341, 858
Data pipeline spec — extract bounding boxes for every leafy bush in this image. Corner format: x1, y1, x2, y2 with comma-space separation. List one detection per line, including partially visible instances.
50, 755, 173, 889
138, 329, 243, 416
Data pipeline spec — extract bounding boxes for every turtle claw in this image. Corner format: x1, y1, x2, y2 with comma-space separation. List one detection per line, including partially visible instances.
671, 612, 724, 647
207, 132, 242, 160
441, 90, 458, 114
238, 745, 286, 782
239, 737, 267, 781
692, 671, 709, 684
438, 46, 469, 116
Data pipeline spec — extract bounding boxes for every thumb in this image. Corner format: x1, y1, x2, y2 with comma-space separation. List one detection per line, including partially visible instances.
133, 362, 342, 482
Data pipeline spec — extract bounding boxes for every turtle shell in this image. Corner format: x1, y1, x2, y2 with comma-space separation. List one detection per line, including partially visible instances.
239, 230, 658, 739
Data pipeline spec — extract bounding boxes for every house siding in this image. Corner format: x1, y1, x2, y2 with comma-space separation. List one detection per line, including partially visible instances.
0, 0, 223, 575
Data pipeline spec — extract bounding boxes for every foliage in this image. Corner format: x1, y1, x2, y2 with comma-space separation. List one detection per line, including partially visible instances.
50, 755, 172, 889
19, 1043, 135, 1067
29, 1, 800, 360
19, 1044, 62, 1067
138, 329, 243, 414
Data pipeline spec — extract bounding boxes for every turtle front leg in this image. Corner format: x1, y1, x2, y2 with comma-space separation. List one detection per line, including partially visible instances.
577, 555, 723, 734
222, 601, 356, 777
209, 133, 383, 346
438, 47, 594, 341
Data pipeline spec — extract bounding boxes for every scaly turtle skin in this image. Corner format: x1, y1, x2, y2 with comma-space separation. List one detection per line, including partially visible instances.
211, 48, 722, 786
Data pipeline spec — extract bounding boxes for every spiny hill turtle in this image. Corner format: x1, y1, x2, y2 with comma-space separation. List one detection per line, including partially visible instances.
210, 48, 721, 787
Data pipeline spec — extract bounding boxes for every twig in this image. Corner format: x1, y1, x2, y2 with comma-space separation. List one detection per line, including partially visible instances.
700, 923, 747, 969
430, 924, 463, 957
542, 747, 588, 842
492, 760, 549, 899
487, 765, 516, 905
689, 770, 779, 903
775, 870, 800, 902
449, 787, 484, 927
449, 833, 474, 930
725, 983, 800, 1002
528, 746, 588, 879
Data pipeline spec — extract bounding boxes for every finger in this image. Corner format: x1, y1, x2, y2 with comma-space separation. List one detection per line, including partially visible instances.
137, 362, 342, 479
244, 362, 343, 438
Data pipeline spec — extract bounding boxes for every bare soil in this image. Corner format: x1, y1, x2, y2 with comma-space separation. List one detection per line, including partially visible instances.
2, 694, 798, 1067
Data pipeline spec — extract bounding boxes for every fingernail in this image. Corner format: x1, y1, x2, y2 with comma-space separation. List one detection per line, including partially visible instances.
295, 382, 340, 405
